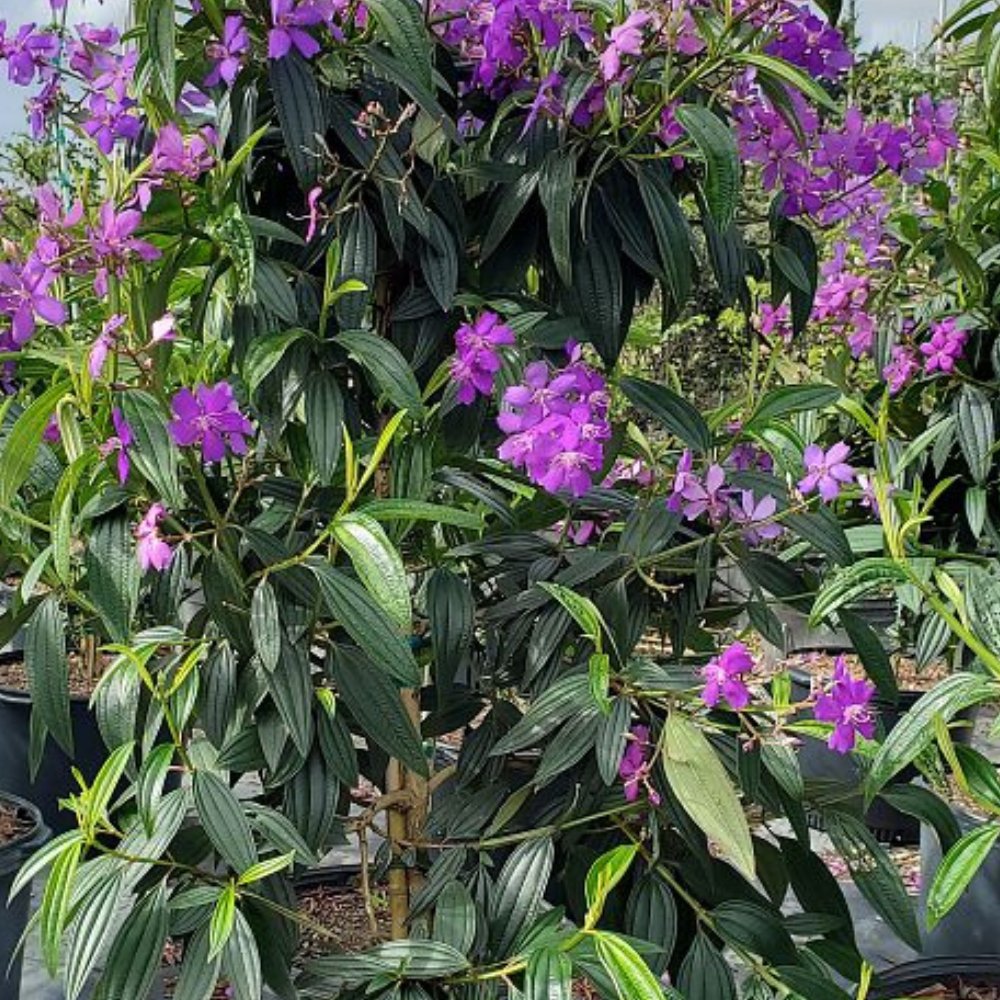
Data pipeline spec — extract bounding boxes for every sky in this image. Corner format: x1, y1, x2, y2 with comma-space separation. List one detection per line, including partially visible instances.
0, 0, 957, 139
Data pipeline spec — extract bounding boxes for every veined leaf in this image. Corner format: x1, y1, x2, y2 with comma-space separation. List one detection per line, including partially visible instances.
333, 512, 410, 630
661, 713, 754, 879
676, 104, 740, 231
926, 824, 1000, 928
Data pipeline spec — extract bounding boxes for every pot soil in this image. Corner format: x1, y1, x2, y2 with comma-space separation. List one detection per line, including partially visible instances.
787, 652, 957, 845
921, 804, 1000, 958
872, 959, 1000, 999
0, 652, 112, 835
0, 793, 51, 1000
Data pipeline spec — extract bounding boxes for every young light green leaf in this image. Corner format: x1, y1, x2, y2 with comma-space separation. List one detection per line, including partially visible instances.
585, 845, 639, 926
209, 882, 237, 960
926, 823, 1000, 928
236, 851, 296, 886
594, 932, 664, 1000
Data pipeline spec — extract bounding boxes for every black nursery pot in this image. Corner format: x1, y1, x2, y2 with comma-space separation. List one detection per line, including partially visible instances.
0, 655, 110, 835
790, 664, 927, 845
0, 793, 50, 1000
920, 808, 1000, 958
871, 958, 1000, 998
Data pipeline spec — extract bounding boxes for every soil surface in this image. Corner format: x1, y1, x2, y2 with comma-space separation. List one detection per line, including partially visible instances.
296, 880, 391, 958
784, 650, 951, 693
0, 652, 108, 698
0, 801, 32, 845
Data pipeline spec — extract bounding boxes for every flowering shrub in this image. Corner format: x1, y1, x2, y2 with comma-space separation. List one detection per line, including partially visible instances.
0, 1, 986, 998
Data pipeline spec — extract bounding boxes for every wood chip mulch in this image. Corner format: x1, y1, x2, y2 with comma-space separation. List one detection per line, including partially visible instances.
0, 652, 109, 698
0, 801, 31, 845
296, 881, 391, 959
906, 983, 1000, 999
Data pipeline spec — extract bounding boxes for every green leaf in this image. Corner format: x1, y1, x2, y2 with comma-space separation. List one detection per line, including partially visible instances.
539, 148, 578, 285
567, 209, 624, 366
313, 564, 420, 687
0, 380, 68, 506
269, 50, 324, 189
172, 925, 221, 1000
493, 673, 593, 755
810, 558, 908, 625
490, 838, 554, 956
432, 881, 477, 954
244, 327, 309, 394
254, 258, 299, 324
879, 784, 961, 853
712, 901, 797, 965
620, 376, 712, 452
10, 830, 84, 898
250, 580, 282, 672
677, 933, 736, 1000
222, 911, 262, 1000
597, 696, 631, 785
193, 770, 258, 874
625, 876, 676, 976
85, 742, 135, 837
594, 933, 664, 1000
957, 385, 994, 483
211, 204, 256, 302
65, 873, 123, 1000
146, 0, 176, 97
24, 595, 72, 756
866, 673, 999, 796
40, 839, 81, 975
427, 568, 474, 705
783, 508, 853, 567
237, 851, 296, 886
660, 713, 754, 879
968, 568, 1000, 658
585, 845, 638, 924
675, 105, 740, 231
336, 204, 376, 329
637, 164, 694, 313
525, 949, 572, 1000
337, 330, 424, 415
357, 498, 483, 530
333, 512, 410, 630
419, 213, 459, 311
95, 880, 169, 1000
307, 940, 469, 982
119, 390, 182, 509
745, 384, 842, 429
86, 513, 140, 642
927, 823, 1000, 928
825, 813, 921, 951
331, 645, 429, 776
305, 372, 344, 484
209, 882, 237, 960
364, 0, 432, 86
729, 52, 839, 110
483, 170, 540, 259
137, 744, 175, 833
538, 582, 605, 648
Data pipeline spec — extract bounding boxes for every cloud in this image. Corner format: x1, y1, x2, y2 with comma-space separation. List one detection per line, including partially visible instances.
0, 0, 129, 140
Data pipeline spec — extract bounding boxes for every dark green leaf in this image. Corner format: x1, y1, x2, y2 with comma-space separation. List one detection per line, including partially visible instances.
270, 50, 324, 189
193, 770, 258, 874
25, 595, 72, 756
337, 330, 424, 415
620, 376, 712, 452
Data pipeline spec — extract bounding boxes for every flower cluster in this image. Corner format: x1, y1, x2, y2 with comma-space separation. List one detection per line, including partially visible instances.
881, 317, 968, 394
497, 345, 611, 498
451, 311, 515, 405
667, 453, 782, 543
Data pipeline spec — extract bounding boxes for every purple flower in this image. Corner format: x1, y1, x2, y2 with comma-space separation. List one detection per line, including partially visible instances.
150, 124, 216, 180
757, 302, 792, 341
87, 201, 160, 297
42, 414, 60, 443
599, 11, 652, 82
496, 344, 610, 498
677, 464, 730, 524
729, 491, 782, 545
99, 407, 134, 484
0, 22, 58, 86
135, 503, 174, 572
813, 656, 876, 753
798, 442, 855, 502
269, 0, 324, 60
452, 311, 515, 405
619, 725, 660, 806
666, 450, 696, 513
150, 312, 178, 343
81, 91, 141, 155
919, 318, 967, 375
882, 345, 919, 395
205, 15, 250, 87
305, 186, 323, 243
857, 472, 889, 519
88, 314, 126, 379
0, 253, 66, 345
702, 642, 754, 711
169, 381, 254, 463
